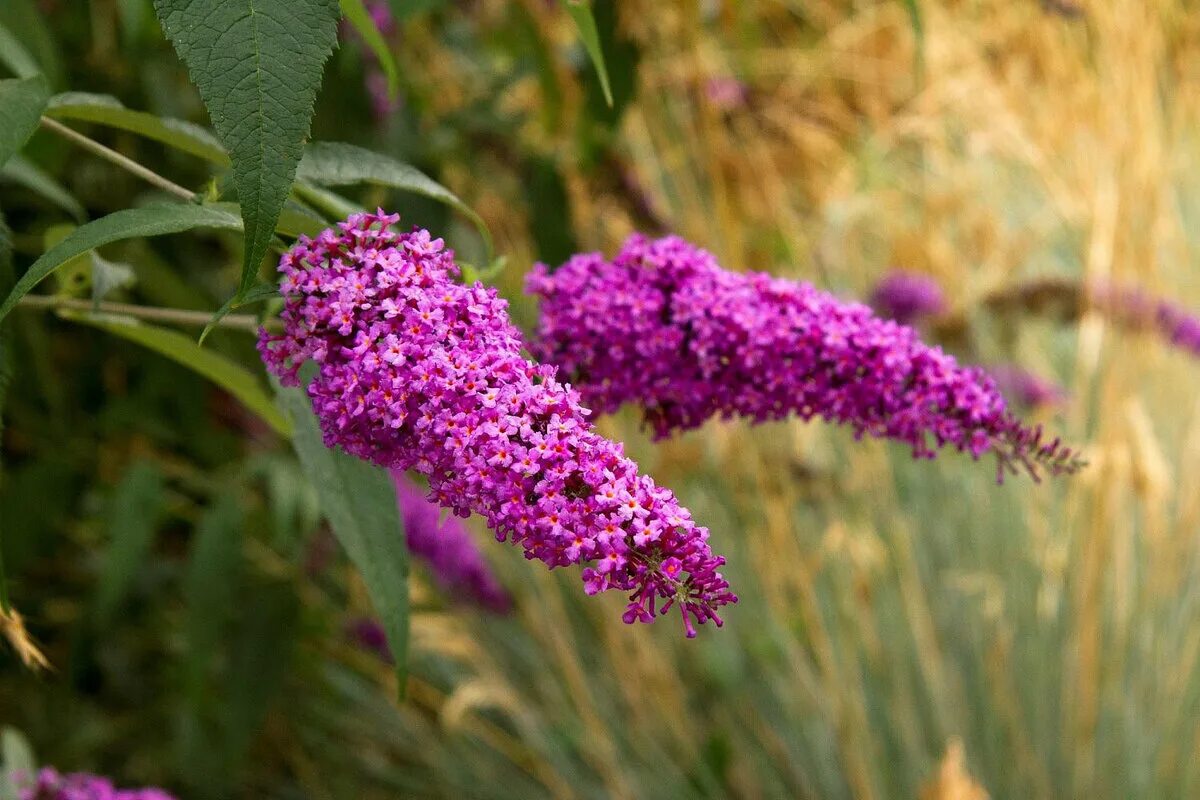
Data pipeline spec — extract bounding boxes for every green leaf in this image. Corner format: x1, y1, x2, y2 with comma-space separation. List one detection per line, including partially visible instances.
0, 726, 35, 800
45, 92, 229, 165
0, 0, 62, 87
277, 382, 409, 694
0, 75, 48, 169
0, 154, 86, 221
297, 141, 493, 259
93, 460, 166, 629
63, 313, 291, 438
340, 0, 399, 102
292, 181, 365, 221
153, 0, 342, 298
0, 202, 243, 324
0, 21, 39, 79
199, 281, 279, 345
561, 1, 612, 107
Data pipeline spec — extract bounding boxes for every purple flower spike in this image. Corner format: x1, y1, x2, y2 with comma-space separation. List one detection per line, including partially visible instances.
392, 472, 511, 613
528, 234, 1082, 481
15, 768, 175, 800
260, 212, 735, 637
988, 364, 1068, 410
870, 270, 947, 324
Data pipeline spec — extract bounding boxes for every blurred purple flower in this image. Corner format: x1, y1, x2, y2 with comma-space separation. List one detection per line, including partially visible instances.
15, 768, 174, 800
1088, 281, 1200, 358
529, 235, 1082, 481
870, 270, 947, 325
345, 616, 394, 664
392, 472, 512, 613
341, 0, 403, 121
704, 77, 749, 111
988, 364, 1067, 410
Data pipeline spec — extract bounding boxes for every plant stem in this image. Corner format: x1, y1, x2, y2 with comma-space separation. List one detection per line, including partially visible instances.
39, 117, 197, 202
17, 295, 271, 332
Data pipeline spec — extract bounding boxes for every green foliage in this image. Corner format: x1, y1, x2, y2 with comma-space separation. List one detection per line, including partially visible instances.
65, 313, 290, 437
92, 461, 166, 629
0, 22, 39, 80
297, 141, 493, 259
45, 92, 228, 165
0, 203, 243, 323
0, 76, 48, 170
340, 0, 399, 101
153, 0, 341, 298
0, 155, 86, 222
278, 382, 410, 695
561, 1, 613, 107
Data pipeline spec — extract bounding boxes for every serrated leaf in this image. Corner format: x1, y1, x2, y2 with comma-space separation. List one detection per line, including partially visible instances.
277, 382, 409, 695
153, 0, 342, 298
0, 154, 86, 221
0, 75, 48, 169
0, 21, 39, 79
297, 141, 492, 259
93, 460, 165, 629
340, 0, 398, 102
0, 202, 243, 324
45, 92, 229, 165
63, 312, 291, 437
562, 1, 612, 107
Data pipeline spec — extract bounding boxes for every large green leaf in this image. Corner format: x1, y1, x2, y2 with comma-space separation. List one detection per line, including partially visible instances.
561, 0, 612, 107
0, 202, 243, 323
153, 0, 341, 298
340, 0, 398, 101
93, 460, 166, 629
0, 75, 48, 169
297, 141, 492, 258
0, 21, 39, 79
45, 92, 229, 165
0, 154, 86, 221
278, 382, 409, 693
64, 313, 291, 438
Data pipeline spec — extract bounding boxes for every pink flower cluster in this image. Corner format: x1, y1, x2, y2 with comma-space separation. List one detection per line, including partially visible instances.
15, 768, 174, 800
392, 472, 511, 613
259, 212, 735, 636
528, 234, 1081, 480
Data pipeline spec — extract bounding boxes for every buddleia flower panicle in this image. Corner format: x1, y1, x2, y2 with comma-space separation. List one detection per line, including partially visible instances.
528, 234, 1083, 482
14, 768, 175, 800
259, 212, 735, 637
870, 270, 948, 325
392, 471, 511, 613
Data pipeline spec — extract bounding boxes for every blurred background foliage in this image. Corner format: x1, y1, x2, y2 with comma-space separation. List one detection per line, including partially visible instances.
4, 0, 1200, 797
